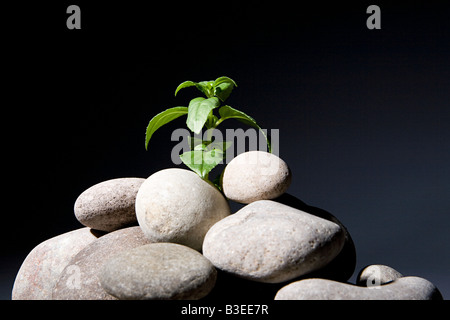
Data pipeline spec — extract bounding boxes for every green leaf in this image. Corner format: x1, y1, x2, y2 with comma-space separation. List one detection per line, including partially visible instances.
193, 143, 208, 151
213, 76, 237, 88
187, 135, 231, 153
207, 140, 232, 152
179, 149, 224, 180
214, 82, 234, 102
186, 97, 220, 134
175, 80, 215, 97
187, 136, 205, 150
213, 76, 237, 102
175, 78, 235, 99
203, 148, 224, 167
196, 81, 215, 98
175, 81, 196, 96
145, 106, 188, 150
218, 105, 271, 152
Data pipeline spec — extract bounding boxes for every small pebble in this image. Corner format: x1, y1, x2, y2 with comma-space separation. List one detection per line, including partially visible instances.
357, 264, 403, 287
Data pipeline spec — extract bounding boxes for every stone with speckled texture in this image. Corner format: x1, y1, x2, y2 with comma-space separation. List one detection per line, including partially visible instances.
357, 264, 403, 287
99, 243, 216, 300
222, 151, 292, 204
75, 178, 145, 232
135, 169, 230, 251
202, 200, 345, 283
12, 227, 102, 300
275, 277, 443, 300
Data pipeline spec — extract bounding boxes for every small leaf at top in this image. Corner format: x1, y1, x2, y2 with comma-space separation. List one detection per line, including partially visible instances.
213, 76, 237, 102
213, 76, 237, 88
214, 82, 234, 102
175, 81, 197, 96
196, 81, 215, 98
186, 97, 220, 134
145, 106, 188, 150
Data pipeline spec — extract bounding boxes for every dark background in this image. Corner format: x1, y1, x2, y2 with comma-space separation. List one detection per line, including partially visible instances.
3, 1, 449, 300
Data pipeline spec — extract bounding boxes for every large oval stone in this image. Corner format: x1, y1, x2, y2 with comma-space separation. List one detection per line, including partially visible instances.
274, 193, 356, 282
74, 178, 145, 232
222, 151, 292, 204
135, 168, 230, 251
202, 200, 345, 283
12, 228, 101, 300
99, 243, 217, 300
52, 226, 151, 300
275, 277, 443, 300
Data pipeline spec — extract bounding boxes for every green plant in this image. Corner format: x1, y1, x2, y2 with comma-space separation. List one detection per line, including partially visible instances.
145, 76, 270, 182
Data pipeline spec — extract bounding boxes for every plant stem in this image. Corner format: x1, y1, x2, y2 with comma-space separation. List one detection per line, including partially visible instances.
214, 118, 224, 127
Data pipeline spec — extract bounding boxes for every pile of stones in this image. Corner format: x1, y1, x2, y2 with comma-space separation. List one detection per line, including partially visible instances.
12, 151, 443, 300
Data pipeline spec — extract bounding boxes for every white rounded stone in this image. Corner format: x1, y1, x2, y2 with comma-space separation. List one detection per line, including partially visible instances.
357, 264, 403, 287
135, 168, 230, 251
202, 200, 345, 283
222, 151, 291, 204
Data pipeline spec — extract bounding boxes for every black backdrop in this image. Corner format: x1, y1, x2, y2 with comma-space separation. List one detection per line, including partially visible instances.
3, 1, 450, 300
